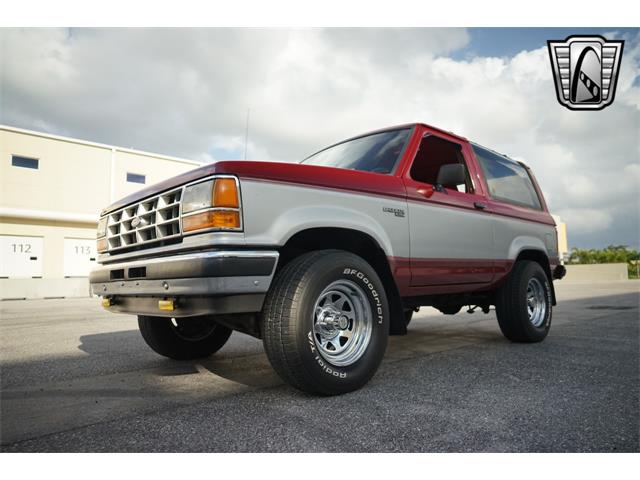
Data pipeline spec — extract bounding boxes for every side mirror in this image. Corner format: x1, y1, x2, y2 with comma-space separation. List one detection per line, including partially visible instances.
436, 163, 466, 188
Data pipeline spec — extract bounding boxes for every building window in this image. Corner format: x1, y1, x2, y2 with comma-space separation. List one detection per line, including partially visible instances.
11, 155, 39, 170
126, 172, 146, 184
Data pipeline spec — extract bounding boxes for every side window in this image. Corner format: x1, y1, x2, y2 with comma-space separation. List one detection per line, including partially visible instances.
410, 136, 472, 193
472, 145, 542, 210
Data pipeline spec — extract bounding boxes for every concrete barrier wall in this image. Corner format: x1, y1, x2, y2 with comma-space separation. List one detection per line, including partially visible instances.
563, 263, 629, 284
0, 278, 91, 300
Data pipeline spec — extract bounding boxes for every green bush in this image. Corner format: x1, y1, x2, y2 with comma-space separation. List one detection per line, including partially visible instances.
568, 245, 640, 279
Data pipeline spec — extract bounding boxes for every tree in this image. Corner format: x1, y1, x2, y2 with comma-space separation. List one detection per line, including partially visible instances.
568, 245, 640, 278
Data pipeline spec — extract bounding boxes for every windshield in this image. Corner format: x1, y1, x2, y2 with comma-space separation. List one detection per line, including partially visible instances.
302, 128, 412, 174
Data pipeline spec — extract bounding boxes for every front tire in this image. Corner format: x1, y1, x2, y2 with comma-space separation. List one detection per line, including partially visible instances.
262, 250, 389, 395
495, 260, 552, 343
138, 315, 232, 360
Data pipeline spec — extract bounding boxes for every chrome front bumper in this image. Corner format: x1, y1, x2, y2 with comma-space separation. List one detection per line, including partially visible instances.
89, 250, 279, 317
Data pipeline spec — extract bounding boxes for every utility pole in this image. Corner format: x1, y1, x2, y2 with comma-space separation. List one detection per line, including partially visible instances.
244, 108, 250, 160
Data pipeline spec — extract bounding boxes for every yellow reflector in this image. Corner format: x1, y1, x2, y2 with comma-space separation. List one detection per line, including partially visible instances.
97, 237, 108, 253
158, 299, 175, 311
101, 297, 112, 308
183, 210, 240, 232
213, 178, 239, 208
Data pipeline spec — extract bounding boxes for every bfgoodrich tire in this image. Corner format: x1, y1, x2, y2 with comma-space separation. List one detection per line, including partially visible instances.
261, 250, 389, 395
138, 315, 232, 360
495, 260, 552, 343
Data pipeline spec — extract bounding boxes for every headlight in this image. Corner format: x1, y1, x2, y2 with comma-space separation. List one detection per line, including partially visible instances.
182, 180, 214, 214
181, 177, 241, 232
97, 217, 108, 238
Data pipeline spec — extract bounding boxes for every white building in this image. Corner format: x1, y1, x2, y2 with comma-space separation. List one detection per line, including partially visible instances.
0, 125, 202, 299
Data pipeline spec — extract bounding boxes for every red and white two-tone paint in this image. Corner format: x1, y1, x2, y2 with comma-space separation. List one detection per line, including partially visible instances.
91, 123, 566, 395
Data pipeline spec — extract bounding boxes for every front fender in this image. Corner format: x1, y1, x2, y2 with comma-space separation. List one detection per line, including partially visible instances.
240, 180, 409, 259
258, 205, 395, 256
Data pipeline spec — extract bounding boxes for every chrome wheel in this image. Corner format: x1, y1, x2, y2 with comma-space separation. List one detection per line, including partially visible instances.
526, 277, 547, 327
312, 279, 372, 367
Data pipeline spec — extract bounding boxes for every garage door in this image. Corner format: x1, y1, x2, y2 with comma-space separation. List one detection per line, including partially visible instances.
63, 238, 97, 277
0, 235, 44, 278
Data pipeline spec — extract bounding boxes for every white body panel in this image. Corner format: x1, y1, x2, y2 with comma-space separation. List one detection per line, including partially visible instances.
240, 179, 556, 265
240, 180, 411, 259
493, 214, 558, 261
407, 201, 494, 260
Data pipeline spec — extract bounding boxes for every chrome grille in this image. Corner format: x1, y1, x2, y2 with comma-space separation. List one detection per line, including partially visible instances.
105, 187, 182, 251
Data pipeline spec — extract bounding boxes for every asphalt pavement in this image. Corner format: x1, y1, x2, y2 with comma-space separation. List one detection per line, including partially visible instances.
1, 281, 638, 452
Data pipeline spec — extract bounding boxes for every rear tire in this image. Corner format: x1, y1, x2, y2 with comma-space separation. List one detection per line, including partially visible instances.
495, 260, 552, 343
262, 250, 389, 395
138, 315, 232, 360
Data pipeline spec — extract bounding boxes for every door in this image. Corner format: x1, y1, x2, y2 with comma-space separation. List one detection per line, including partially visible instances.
403, 132, 495, 286
0, 235, 43, 278
63, 238, 97, 277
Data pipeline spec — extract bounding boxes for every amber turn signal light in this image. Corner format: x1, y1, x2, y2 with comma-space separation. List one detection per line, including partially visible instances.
213, 178, 239, 208
97, 237, 108, 253
182, 210, 240, 232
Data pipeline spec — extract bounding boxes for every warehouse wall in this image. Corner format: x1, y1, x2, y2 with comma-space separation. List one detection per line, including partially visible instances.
551, 214, 568, 262
112, 150, 199, 201
0, 129, 111, 215
0, 125, 201, 300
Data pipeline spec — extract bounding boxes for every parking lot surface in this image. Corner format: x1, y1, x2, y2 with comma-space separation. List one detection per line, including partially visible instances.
1, 281, 638, 452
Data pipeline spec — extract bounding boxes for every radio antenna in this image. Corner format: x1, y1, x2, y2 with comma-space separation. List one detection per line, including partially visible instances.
244, 108, 251, 160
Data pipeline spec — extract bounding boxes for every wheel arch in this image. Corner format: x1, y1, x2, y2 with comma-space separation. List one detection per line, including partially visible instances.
276, 227, 407, 335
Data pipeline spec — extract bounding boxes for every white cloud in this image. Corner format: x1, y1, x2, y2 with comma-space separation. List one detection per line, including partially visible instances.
1, 28, 638, 248
556, 208, 613, 235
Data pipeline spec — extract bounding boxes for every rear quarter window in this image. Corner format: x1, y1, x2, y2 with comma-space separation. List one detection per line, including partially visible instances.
472, 145, 542, 210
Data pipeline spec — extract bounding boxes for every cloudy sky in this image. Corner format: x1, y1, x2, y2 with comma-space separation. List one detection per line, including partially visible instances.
1, 28, 638, 249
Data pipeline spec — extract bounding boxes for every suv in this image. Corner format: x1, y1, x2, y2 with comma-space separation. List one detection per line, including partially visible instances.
90, 123, 565, 395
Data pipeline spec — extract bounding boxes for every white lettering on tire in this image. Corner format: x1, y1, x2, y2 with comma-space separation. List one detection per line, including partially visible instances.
343, 268, 384, 324
307, 331, 347, 378
544, 279, 552, 328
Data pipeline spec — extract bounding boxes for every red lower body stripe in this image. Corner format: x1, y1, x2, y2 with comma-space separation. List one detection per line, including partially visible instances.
388, 257, 514, 297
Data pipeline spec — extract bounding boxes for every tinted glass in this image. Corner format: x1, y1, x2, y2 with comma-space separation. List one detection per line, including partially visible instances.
12, 155, 39, 169
126, 173, 146, 184
472, 145, 542, 210
302, 128, 411, 174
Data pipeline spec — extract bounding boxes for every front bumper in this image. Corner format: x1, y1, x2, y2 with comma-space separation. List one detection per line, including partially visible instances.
89, 250, 279, 317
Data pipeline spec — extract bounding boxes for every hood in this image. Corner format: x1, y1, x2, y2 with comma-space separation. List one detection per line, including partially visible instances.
102, 160, 406, 215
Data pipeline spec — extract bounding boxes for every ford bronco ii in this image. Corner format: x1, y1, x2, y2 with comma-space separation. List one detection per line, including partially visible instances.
90, 123, 566, 395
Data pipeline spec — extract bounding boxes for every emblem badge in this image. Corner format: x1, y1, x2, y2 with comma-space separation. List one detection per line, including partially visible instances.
131, 216, 142, 228
547, 35, 624, 111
